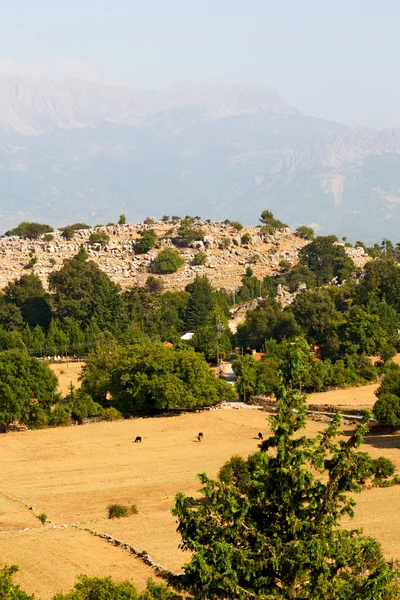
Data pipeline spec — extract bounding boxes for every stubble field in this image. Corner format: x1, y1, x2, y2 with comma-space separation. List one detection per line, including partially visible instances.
1, 403, 400, 599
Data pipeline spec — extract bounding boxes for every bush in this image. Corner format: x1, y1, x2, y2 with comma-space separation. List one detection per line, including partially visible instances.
241, 233, 251, 245
118, 214, 126, 225
5, 222, 54, 239
102, 407, 123, 421
107, 503, 137, 519
50, 405, 72, 427
278, 260, 291, 271
60, 226, 75, 240
230, 221, 244, 231
153, 248, 185, 274
259, 210, 287, 234
193, 251, 207, 266
296, 225, 315, 240
144, 217, 154, 225
37, 512, 47, 525
88, 232, 110, 247
43, 233, 54, 242
136, 231, 157, 254
25, 256, 38, 270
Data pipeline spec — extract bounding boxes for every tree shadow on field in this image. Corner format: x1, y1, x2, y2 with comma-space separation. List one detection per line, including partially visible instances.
340, 425, 400, 451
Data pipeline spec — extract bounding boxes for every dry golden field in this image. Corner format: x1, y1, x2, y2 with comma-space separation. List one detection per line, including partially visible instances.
1, 403, 400, 599
49, 361, 85, 396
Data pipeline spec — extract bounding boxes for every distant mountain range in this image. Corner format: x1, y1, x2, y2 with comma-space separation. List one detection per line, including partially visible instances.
1, 75, 400, 241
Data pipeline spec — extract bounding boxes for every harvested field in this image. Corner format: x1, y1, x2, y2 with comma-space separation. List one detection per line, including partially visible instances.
1, 406, 400, 597
308, 383, 379, 410
49, 361, 85, 396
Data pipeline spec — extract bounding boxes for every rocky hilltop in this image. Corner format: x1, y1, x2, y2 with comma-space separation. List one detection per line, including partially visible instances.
0, 221, 368, 297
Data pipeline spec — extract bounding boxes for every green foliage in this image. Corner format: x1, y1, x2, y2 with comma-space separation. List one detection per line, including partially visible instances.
241, 233, 251, 245
144, 217, 155, 225
25, 256, 38, 270
136, 231, 157, 254
278, 259, 291, 271
5, 273, 51, 329
107, 503, 131, 519
286, 264, 317, 293
193, 251, 207, 266
118, 214, 127, 225
174, 226, 204, 247
88, 232, 110, 247
153, 248, 185, 274
232, 354, 279, 398
60, 226, 75, 240
299, 235, 355, 285
184, 276, 216, 329
5, 221, 54, 239
144, 276, 164, 294
295, 225, 315, 240
52, 574, 177, 600
0, 350, 58, 429
229, 221, 243, 231
37, 512, 47, 525
259, 209, 287, 234
0, 565, 35, 599
90, 341, 236, 413
49, 255, 123, 330
50, 404, 72, 427
43, 233, 55, 242
161, 215, 170, 222
171, 365, 400, 599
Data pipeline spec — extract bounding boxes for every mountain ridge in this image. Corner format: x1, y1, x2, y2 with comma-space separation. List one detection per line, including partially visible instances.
0, 75, 399, 241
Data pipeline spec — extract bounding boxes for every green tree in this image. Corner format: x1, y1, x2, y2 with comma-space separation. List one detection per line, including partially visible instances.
295, 225, 315, 240
184, 276, 216, 329
259, 210, 287, 234
374, 393, 400, 429
118, 214, 127, 225
136, 231, 157, 254
5, 273, 52, 329
171, 374, 400, 598
104, 342, 236, 413
153, 248, 184, 274
193, 251, 207, 266
298, 235, 355, 285
48, 255, 123, 331
5, 221, 53, 239
286, 264, 317, 293
88, 232, 110, 247
0, 350, 58, 429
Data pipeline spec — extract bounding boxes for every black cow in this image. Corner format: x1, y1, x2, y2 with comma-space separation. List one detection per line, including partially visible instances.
258, 432, 263, 440
198, 432, 204, 439
134, 436, 142, 443
197, 435, 202, 442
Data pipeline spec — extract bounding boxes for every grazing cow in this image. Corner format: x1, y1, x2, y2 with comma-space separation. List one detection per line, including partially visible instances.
134, 436, 142, 443
198, 432, 204, 439
258, 432, 263, 440
197, 435, 202, 442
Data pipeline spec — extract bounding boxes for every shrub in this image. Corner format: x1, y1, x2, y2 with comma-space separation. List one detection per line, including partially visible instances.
296, 225, 315, 240
37, 512, 47, 525
259, 210, 287, 234
144, 217, 154, 225
107, 503, 137, 518
25, 256, 38, 270
171, 215, 180, 223
174, 227, 205, 247
278, 260, 291, 271
60, 226, 75, 240
136, 231, 157, 254
43, 233, 54, 242
88, 232, 110, 247
153, 248, 185, 274
50, 405, 72, 427
118, 214, 127, 225
193, 251, 207, 266
49, 257, 56, 266
103, 407, 123, 421
230, 221, 244, 231
161, 215, 170, 222
5, 222, 53, 239
241, 233, 251, 245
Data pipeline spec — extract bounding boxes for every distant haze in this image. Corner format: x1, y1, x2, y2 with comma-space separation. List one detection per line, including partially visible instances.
2, 0, 400, 128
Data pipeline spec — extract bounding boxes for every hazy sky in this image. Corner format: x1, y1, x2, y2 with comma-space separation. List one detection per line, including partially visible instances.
1, 0, 400, 128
